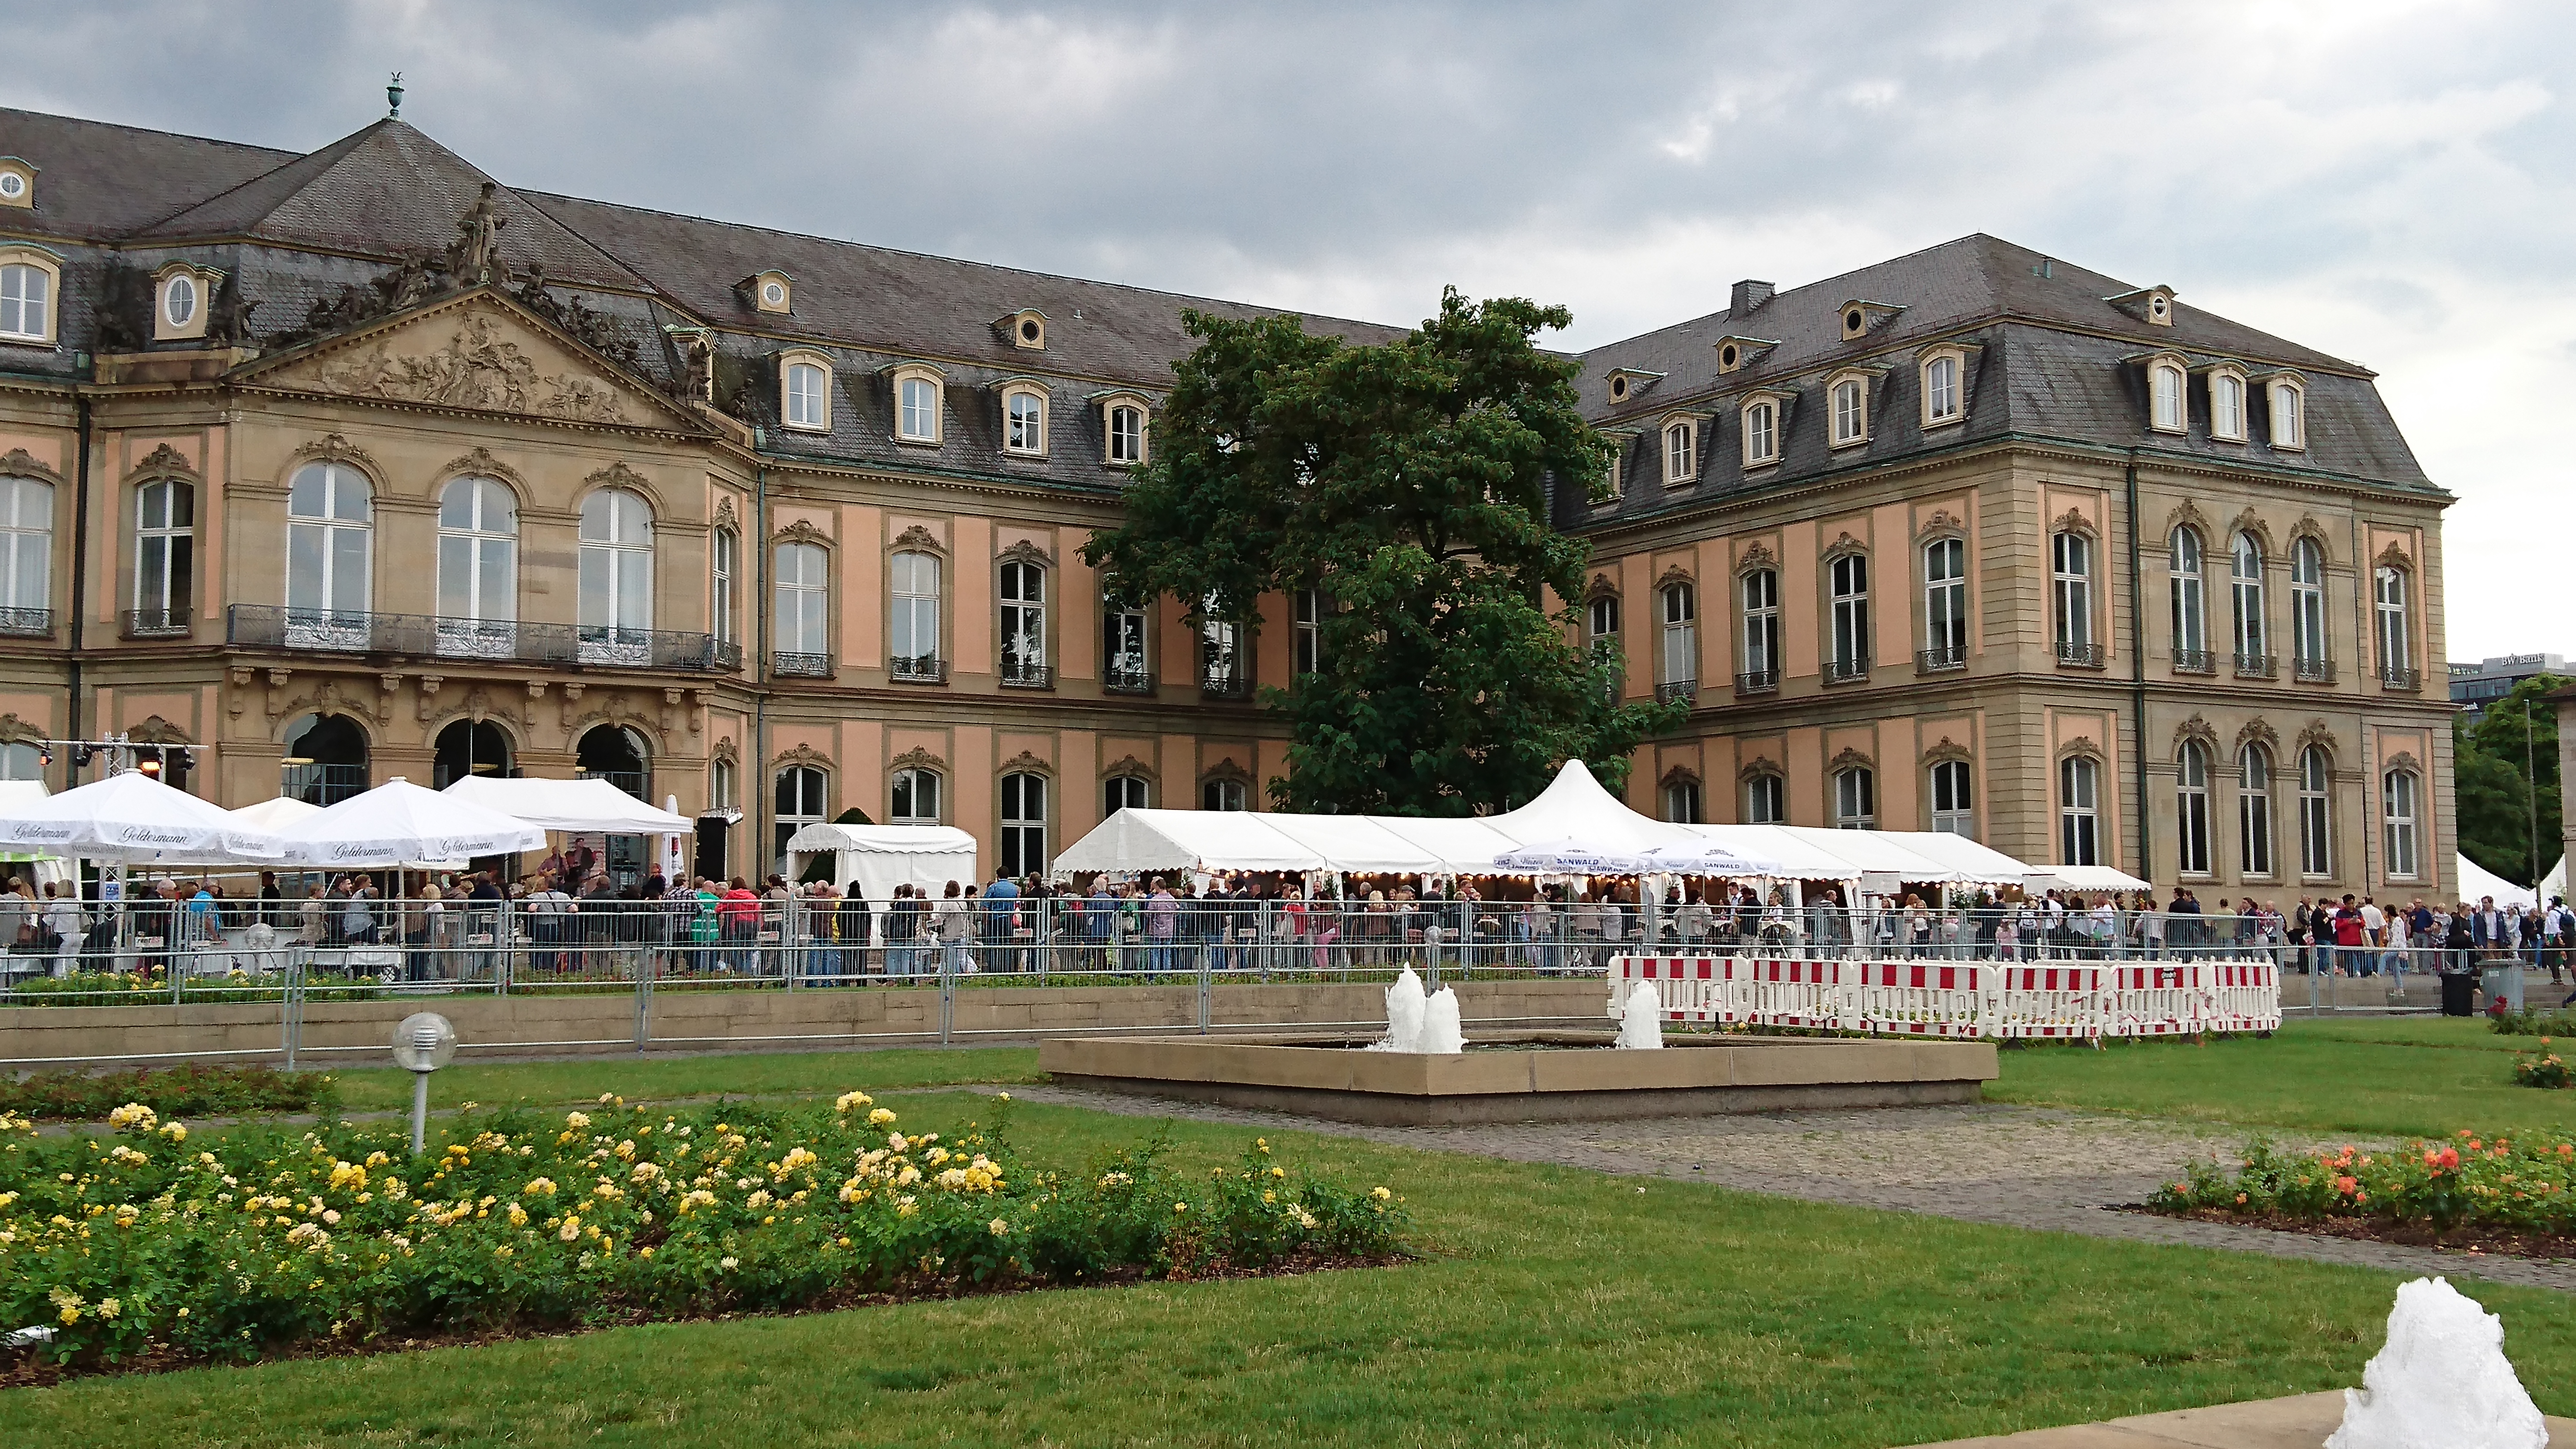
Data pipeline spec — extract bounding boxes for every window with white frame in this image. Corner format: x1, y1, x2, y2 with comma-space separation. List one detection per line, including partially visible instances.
1200, 606, 1245, 694
2151, 362, 2186, 432
709, 755, 736, 812
436, 476, 517, 640
161, 272, 198, 332
1742, 398, 1779, 467
2176, 740, 2212, 875
1588, 592, 1620, 655
0, 741, 38, 781
1833, 766, 1876, 829
0, 474, 49, 619
577, 488, 653, 641
1294, 588, 1323, 676
2239, 743, 2275, 878
1923, 353, 1961, 426
133, 478, 192, 623
288, 462, 372, 620
2297, 745, 2332, 877
2169, 525, 2205, 662
773, 765, 827, 875
1929, 759, 1973, 836
1662, 420, 1696, 483
783, 359, 830, 431
2211, 370, 2246, 441
2374, 564, 2412, 677
1000, 771, 1048, 878
1923, 537, 1966, 664
1004, 388, 1046, 455
1663, 778, 1703, 824
0, 260, 53, 343
711, 526, 738, 646
1830, 377, 1868, 446
889, 550, 941, 670
1105, 775, 1149, 814
1740, 568, 1779, 681
1108, 404, 1146, 465
2051, 530, 2093, 653
2291, 538, 2327, 667
2231, 531, 2266, 661
1104, 601, 1149, 690
774, 541, 829, 659
1743, 773, 1784, 825
1000, 558, 1046, 682
2059, 756, 2100, 866
1828, 552, 1870, 675
1659, 580, 1696, 688
1201, 777, 1247, 812
896, 373, 941, 443
2381, 769, 2419, 879
889, 767, 941, 824
2270, 379, 2304, 449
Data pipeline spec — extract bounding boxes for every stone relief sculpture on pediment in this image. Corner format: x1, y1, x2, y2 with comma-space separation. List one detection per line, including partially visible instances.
270, 306, 630, 424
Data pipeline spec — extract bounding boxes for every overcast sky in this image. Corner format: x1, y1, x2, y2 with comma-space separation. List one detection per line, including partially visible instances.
12, 0, 2570, 662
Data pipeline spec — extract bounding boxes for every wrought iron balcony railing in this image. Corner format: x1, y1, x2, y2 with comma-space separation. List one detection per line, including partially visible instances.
2293, 654, 2335, 684
1916, 644, 1966, 673
2234, 652, 2279, 679
773, 651, 832, 678
0, 607, 52, 637
122, 607, 192, 637
1102, 661, 1155, 695
1824, 657, 1869, 684
2379, 664, 2421, 691
225, 606, 741, 672
1000, 659, 1054, 689
1734, 667, 1779, 695
1202, 668, 1253, 701
889, 653, 948, 684
2170, 647, 2216, 675
1655, 679, 1696, 705
2055, 641, 2107, 668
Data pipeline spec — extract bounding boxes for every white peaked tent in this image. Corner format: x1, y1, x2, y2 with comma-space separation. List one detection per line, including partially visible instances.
2458, 851, 2538, 910
277, 777, 547, 868
783, 821, 979, 902
228, 795, 323, 834
0, 769, 282, 864
2544, 855, 2567, 905
441, 776, 695, 834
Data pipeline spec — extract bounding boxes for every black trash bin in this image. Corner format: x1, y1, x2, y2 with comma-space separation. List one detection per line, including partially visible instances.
2440, 972, 2477, 1017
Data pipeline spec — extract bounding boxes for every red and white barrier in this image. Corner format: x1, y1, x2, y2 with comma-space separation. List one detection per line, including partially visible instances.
1610, 954, 2280, 1040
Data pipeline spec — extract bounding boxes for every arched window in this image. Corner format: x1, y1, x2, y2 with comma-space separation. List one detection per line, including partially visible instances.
1108, 404, 1146, 465
1743, 773, 1785, 825
1663, 777, 1703, 824
1828, 552, 1869, 680
710, 755, 737, 813
2373, 564, 2412, 684
889, 550, 942, 680
774, 765, 827, 875
1662, 420, 1696, 483
2051, 530, 2094, 662
1833, 766, 1875, 829
1000, 558, 1046, 685
435, 476, 517, 655
2290, 538, 2327, 673
2230, 531, 2266, 669
1922, 353, 1961, 425
2168, 525, 2206, 668
283, 712, 369, 806
1922, 538, 1966, 669
1201, 777, 1248, 812
127, 478, 192, 633
782, 359, 830, 431
2297, 744, 2332, 877
2381, 769, 2419, 879
0, 259, 53, 342
1000, 771, 1048, 878
0, 741, 40, 781
2239, 743, 2274, 878
1293, 588, 1324, 677
0, 474, 50, 632
287, 461, 371, 645
1105, 775, 1149, 814
897, 374, 941, 443
2270, 379, 2304, 449
431, 718, 512, 791
2211, 370, 2247, 441
711, 525, 738, 646
577, 489, 653, 660
2151, 362, 2186, 432
1740, 568, 1779, 687
1930, 759, 1973, 836
1830, 377, 1867, 446
1103, 598, 1150, 693
1004, 388, 1045, 455
2176, 740, 2211, 876
577, 724, 651, 801
773, 541, 829, 673
1658, 580, 1696, 697
1741, 398, 1778, 467
890, 766, 940, 824
1588, 592, 1620, 651
2059, 755, 2100, 866
1200, 600, 1247, 699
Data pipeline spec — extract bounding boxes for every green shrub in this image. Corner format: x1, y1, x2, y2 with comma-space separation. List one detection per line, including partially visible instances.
2514, 1045, 2573, 1090
2149, 1129, 2576, 1232
2490, 1008, 2576, 1037
0, 1063, 339, 1121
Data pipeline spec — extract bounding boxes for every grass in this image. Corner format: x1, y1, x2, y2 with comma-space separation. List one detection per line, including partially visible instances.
323, 1047, 1042, 1114
6, 1091, 2574, 1448
1987, 1017, 2573, 1140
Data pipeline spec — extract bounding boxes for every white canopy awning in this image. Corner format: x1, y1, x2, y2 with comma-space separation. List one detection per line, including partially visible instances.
443, 776, 694, 834
2459, 851, 2537, 910
1880, 830, 2041, 885
784, 821, 980, 902
2026, 864, 2153, 894
0, 769, 282, 864
228, 795, 323, 833
1053, 808, 1328, 876
279, 777, 548, 868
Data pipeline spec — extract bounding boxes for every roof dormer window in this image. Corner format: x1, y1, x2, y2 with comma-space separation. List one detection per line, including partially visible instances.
1827, 370, 1873, 448
1920, 347, 1968, 428
1000, 381, 1048, 457
2148, 355, 2189, 434
889, 363, 945, 444
779, 349, 834, 433
0, 158, 32, 210
1096, 391, 1151, 466
2267, 375, 2307, 451
2206, 364, 2249, 442
2108, 285, 2178, 328
997, 310, 1048, 350
152, 261, 223, 343
740, 270, 793, 315
1714, 335, 1777, 375
1604, 368, 1664, 405
1660, 415, 1703, 486
1838, 300, 1905, 340
1740, 391, 1790, 469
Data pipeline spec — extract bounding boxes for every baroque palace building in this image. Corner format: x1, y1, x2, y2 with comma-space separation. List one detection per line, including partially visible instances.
0, 103, 2455, 898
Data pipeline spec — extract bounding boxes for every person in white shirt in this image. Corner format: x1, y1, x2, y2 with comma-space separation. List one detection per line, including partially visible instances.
45, 885, 84, 978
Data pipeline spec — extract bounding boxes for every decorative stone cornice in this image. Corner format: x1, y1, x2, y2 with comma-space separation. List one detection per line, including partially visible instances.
997, 538, 1053, 569
1915, 508, 1964, 541
1827, 745, 1875, 774
124, 442, 196, 483
0, 448, 63, 485
1921, 735, 1973, 767
892, 524, 944, 554
1102, 753, 1158, 783
999, 750, 1054, 777
889, 746, 946, 774
1736, 756, 1783, 784
2174, 714, 2220, 752
282, 433, 385, 485
1734, 540, 1778, 575
773, 741, 834, 771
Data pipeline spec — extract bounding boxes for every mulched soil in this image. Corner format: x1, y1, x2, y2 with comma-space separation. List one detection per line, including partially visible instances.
2134, 1205, 2576, 1264
0, 1250, 1408, 1388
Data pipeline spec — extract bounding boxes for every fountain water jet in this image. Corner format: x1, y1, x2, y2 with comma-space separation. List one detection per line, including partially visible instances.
1368, 966, 1428, 1053
2328, 1276, 2544, 1449
1418, 986, 1465, 1055
1616, 980, 1665, 1050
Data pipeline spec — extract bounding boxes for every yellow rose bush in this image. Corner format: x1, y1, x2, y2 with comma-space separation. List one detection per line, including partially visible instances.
0, 1095, 1407, 1373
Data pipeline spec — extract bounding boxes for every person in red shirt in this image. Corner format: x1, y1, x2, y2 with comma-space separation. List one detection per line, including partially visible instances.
2331, 895, 2366, 976
717, 876, 762, 973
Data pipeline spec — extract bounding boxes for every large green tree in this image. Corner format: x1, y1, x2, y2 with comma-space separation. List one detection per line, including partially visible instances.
1082, 289, 1686, 816
2454, 674, 2567, 885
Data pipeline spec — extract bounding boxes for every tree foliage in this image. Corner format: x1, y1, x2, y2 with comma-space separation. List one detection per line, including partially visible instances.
1081, 289, 1685, 815
2454, 674, 2567, 886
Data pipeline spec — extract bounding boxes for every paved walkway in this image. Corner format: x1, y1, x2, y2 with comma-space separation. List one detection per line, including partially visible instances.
1892, 1391, 2576, 1447
992, 1085, 2576, 1293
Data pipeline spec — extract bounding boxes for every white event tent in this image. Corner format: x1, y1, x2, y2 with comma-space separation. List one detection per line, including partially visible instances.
276, 777, 547, 868
441, 776, 695, 835
2458, 851, 2538, 910
783, 821, 980, 903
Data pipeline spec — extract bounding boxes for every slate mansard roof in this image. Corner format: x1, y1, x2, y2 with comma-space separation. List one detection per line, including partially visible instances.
0, 107, 2435, 513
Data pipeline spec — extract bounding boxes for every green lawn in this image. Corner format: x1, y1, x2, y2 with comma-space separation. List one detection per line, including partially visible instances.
5, 1091, 2572, 1448
325, 1046, 1043, 1114
1987, 1017, 2574, 1140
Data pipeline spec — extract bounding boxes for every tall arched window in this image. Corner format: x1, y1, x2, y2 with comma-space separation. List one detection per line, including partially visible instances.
1107, 404, 1146, 465
1740, 568, 1779, 687
2239, 743, 2274, 878
1103, 598, 1149, 693
1662, 420, 1696, 484
283, 712, 370, 806
2381, 769, 2419, 879
774, 765, 827, 875
431, 718, 512, 791
2168, 526, 2205, 669
2059, 756, 2100, 866
1587, 592, 1620, 652
1922, 538, 1966, 669
2230, 530, 2266, 670
1000, 559, 1046, 685
436, 476, 517, 656
2151, 362, 2186, 432
2297, 745, 2332, 877
1000, 771, 1048, 878
1929, 759, 1973, 836
1828, 553, 1869, 680
1004, 389, 1045, 455
1833, 766, 1875, 829
773, 541, 829, 673
1658, 580, 1696, 697
131, 478, 191, 633
1293, 588, 1324, 677
711, 526, 738, 647
286, 461, 372, 645
2211, 371, 2246, 441
2290, 538, 2327, 675
889, 551, 942, 680
577, 489, 653, 660
0, 474, 49, 633
1104, 775, 1149, 814
1743, 773, 1784, 824
890, 767, 940, 824
898, 374, 941, 443
2051, 530, 2094, 661
1200, 606, 1247, 699
1923, 353, 1961, 425
2176, 740, 2212, 876
1663, 777, 1703, 824
2373, 564, 2412, 685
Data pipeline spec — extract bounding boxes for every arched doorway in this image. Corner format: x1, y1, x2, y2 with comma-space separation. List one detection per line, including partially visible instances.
576, 724, 653, 887
282, 713, 368, 805
433, 718, 514, 790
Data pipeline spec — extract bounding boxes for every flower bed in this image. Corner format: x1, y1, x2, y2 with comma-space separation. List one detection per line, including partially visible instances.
0, 1093, 1408, 1375
2147, 1131, 2576, 1249
2492, 1008, 2576, 1038
0, 1064, 339, 1122
2513, 1043, 2572, 1089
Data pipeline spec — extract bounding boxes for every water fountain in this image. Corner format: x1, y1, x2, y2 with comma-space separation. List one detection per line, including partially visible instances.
1418, 985, 1465, 1055
2328, 1276, 2545, 1449
1368, 966, 1430, 1052
1615, 980, 1664, 1050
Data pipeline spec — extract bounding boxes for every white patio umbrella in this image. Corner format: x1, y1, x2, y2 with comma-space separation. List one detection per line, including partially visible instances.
1491, 839, 1634, 873
1629, 839, 1782, 877
228, 795, 323, 834
0, 768, 282, 863
276, 777, 546, 868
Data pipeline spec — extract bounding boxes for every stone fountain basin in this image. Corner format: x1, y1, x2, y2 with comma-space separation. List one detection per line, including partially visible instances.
1037, 1031, 1998, 1125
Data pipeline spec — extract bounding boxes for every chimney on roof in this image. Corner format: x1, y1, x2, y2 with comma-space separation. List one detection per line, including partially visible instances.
1730, 280, 1774, 316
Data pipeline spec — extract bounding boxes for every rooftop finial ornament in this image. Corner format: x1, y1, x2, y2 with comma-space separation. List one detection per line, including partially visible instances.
386, 71, 404, 119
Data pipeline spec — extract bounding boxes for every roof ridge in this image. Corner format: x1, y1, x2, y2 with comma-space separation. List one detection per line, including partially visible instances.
0, 104, 299, 161
125, 118, 402, 238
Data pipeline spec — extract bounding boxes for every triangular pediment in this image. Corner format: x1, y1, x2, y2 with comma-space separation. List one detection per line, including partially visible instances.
237, 289, 708, 433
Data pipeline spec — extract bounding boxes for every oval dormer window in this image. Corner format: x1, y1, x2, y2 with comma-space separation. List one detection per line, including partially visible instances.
164, 275, 197, 328
1719, 344, 1738, 369
0, 173, 23, 200
1019, 318, 1041, 344
761, 280, 786, 307
2150, 294, 2170, 322
1609, 375, 1629, 402
1844, 307, 1865, 335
